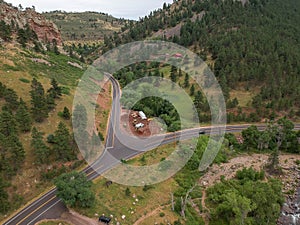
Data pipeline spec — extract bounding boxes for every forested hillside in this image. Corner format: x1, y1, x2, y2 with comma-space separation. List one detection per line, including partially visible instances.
101, 0, 300, 122
0, 1, 87, 217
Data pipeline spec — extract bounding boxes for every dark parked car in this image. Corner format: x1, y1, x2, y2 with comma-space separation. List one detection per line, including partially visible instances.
99, 215, 111, 224
199, 130, 206, 135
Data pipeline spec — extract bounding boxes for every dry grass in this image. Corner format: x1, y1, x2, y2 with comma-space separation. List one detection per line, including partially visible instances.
76, 177, 179, 225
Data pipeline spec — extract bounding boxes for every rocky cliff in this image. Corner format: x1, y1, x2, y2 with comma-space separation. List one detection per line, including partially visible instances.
0, 0, 62, 45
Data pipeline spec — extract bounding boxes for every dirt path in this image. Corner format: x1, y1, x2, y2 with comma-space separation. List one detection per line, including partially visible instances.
133, 206, 163, 225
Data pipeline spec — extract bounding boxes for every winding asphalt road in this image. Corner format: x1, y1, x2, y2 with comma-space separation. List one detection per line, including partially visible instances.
2, 74, 300, 225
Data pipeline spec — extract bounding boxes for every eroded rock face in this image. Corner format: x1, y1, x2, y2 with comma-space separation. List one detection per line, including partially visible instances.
0, 1, 62, 45
278, 187, 300, 225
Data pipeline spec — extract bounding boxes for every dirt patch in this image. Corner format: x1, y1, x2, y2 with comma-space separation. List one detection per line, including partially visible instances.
120, 109, 163, 138
199, 154, 300, 190
60, 210, 99, 225
91, 77, 112, 138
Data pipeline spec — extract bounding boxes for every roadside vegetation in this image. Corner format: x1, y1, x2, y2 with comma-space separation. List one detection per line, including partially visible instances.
68, 117, 299, 224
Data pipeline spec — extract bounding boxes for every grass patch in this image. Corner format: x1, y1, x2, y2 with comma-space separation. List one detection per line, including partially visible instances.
76, 177, 179, 225
19, 78, 30, 83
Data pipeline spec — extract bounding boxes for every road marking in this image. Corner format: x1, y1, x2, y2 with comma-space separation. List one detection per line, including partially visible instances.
27, 199, 61, 225
16, 196, 57, 225
2, 188, 56, 225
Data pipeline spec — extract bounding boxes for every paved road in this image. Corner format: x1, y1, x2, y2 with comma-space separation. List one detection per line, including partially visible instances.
2, 74, 300, 225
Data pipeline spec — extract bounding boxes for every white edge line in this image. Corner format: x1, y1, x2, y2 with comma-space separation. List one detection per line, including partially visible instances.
3, 189, 56, 225
27, 199, 61, 225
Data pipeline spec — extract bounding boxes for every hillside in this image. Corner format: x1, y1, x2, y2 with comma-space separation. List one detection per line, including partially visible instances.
101, 0, 300, 122
0, 1, 112, 220
0, 0, 62, 45
43, 11, 130, 42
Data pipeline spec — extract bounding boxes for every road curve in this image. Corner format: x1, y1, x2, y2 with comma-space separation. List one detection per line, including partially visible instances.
2, 74, 299, 225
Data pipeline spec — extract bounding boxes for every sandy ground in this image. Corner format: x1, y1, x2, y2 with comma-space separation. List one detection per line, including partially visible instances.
60, 210, 99, 225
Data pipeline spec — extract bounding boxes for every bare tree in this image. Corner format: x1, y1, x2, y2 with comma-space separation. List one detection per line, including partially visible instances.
170, 192, 175, 211
180, 185, 196, 219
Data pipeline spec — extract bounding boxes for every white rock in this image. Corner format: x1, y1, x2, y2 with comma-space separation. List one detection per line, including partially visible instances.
122, 215, 126, 219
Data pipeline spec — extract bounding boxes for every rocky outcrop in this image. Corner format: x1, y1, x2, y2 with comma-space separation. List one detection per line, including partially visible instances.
0, 0, 62, 45
278, 185, 300, 224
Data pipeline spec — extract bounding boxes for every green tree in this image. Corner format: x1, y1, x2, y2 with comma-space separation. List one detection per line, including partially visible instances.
184, 73, 190, 88
0, 108, 17, 137
30, 78, 48, 122
31, 127, 50, 165
0, 20, 12, 41
48, 78, 62, 99
53, 122, 76, 161
4, 88, 19, 110
170, 65, 178, 84
46, 92, 56, 111
241, 125, 260, 151
54, 171, 95, 208
0, 177, 10, 213
190, 84, 195, 96
62, 107, 71, 120
16, 98, 32, 133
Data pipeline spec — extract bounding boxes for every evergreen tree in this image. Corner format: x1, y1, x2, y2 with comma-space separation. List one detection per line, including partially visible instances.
0, 20, 12, 41
16, 98, 32, 133
48, 78, 62, 99
0, 177, 10, 213
170, 65, 178, 83
0, 108, 17, 137
184, 73, 190, 88
190, 84, 195, 96
53, 122, 75, 161
46, 92, 56, 112
62, 107, 71, 120
30, 78, 48, 122
4, 88, 19, 110
31, 127, 50, 165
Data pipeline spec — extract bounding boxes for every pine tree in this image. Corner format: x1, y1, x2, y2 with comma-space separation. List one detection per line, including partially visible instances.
190, 84, 195, 96
46, 92, 56, 112
62, 107, 71, 120
184, 73, 190, 88
4, 88, 19, 110
170, 65, 178, 83
31, 127, 50, 165
0, 177, 10, 213
16, 98, 32, 132
53, 122, 75, 161
0, 108, 17, 137
30, 78, 48, 122
48, 78, 62, 99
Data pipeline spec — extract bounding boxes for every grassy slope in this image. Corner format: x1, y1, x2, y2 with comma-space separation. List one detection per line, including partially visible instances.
0, 43, 85, 220
43, 11, 126, 41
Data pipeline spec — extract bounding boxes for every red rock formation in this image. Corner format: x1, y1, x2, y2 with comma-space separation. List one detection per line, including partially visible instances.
0, 1, 62, 45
